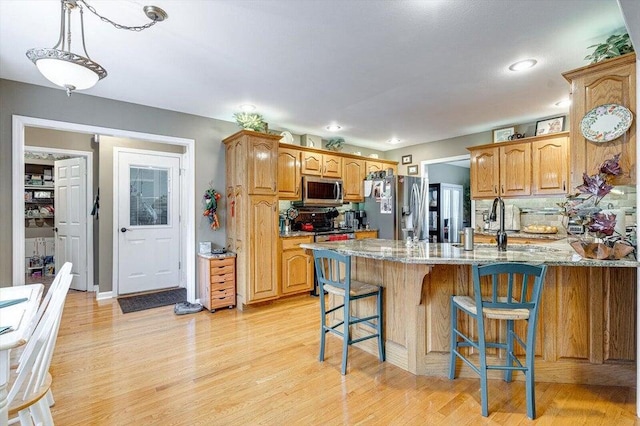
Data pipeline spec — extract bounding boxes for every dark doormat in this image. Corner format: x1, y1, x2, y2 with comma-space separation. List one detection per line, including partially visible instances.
118, 288, 187, 314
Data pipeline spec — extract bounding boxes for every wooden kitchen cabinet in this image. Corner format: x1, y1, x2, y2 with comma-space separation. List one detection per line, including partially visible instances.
355, 230, 378, 239
469, 132, 569, 199
223, 130, 281, 308
469, 146, 499, 198
563, 53, 636, 187
531, 133, 569, 195
365, 160, 383, 174
278, 147, 301, 200
301, 151, 342, 178
342, 158, 365, 202
499, 141, 531, 197
280, 236, 314, 295
198, 254, 236, 312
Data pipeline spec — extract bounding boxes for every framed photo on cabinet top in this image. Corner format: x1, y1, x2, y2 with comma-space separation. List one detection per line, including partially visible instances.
401, 154, 412, 165
407, 165, 419, 175
535, 116, 565, 136
493, 127, 514, 142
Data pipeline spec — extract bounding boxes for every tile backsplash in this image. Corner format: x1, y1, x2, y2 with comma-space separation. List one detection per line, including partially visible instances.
474, 186, 637, 235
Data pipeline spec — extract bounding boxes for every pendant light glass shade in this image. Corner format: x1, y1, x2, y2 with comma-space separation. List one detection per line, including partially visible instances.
27, 48, 106, 91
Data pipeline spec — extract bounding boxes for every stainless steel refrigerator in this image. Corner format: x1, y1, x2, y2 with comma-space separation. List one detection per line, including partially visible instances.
364, 175, 427, 240
364, 175, 463, 242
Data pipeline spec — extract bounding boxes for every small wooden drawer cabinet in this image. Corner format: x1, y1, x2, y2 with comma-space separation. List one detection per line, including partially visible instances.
198, 253, 237, 312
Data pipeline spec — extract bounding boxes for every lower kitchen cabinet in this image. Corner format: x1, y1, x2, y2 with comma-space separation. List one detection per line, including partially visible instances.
198, 253, 237, 312
355, 230, 378, 239
280, 236, 314, 295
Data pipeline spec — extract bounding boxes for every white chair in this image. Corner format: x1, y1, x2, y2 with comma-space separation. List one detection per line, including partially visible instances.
8, 268, 73, 425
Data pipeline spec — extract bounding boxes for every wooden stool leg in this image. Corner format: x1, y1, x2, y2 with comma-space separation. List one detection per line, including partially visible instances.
505, 320, 514, 382
478, 316, 489, 417
341, 298, 350, 375
448, 297, 458, 380
377, 288, 385, 362
319, 294, 327, 362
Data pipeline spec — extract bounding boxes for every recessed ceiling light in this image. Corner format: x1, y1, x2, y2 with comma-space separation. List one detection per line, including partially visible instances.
387, 138, 402, 144
239, 104, 256, 112
508, 59, 537, 71
326, 124, 342, 131
555, 99, 571, 107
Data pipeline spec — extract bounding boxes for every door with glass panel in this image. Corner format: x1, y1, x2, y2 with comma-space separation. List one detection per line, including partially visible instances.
117, 151, 180, 295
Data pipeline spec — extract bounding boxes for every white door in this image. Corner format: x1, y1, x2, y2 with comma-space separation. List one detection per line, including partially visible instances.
54, 157, 87, 291
117, 151, 180, 295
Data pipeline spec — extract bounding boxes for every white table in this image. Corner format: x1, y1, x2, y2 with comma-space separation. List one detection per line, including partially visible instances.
0, 284, 43, 426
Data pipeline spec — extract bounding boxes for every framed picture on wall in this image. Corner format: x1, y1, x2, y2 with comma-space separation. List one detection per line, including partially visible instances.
407, 165, 418, 175
401, 154, 412, 165
493, 127, 514, 142
535, 116, 565, 136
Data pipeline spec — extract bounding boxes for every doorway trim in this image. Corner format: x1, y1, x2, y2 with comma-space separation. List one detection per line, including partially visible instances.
420, 154, 474, 229
24, 146, 94, 292
12, 115, 196, 302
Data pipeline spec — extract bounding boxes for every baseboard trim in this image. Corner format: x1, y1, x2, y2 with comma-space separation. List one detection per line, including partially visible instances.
96, 291, 113, 300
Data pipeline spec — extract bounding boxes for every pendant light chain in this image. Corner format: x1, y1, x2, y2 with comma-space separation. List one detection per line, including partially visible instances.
80, 0, 160, 32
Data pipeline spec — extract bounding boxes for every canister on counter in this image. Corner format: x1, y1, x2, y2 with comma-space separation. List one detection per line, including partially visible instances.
463, 227, 474, 251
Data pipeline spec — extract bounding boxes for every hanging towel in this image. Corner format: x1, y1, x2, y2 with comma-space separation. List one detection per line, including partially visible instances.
364, 180, 373, 197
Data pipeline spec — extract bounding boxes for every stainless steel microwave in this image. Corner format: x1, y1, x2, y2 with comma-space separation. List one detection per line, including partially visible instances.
294, 176, 344, 207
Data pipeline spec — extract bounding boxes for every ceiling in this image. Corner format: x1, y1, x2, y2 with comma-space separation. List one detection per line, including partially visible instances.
0, 0, 633, 151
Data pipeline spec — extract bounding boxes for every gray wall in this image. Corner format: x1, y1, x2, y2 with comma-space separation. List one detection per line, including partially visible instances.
428, 164, 469, 187
1, 78, 238, 289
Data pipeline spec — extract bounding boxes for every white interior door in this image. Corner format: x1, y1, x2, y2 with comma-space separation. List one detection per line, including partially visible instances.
117, 151, 180, 295
54, 157, 87, 291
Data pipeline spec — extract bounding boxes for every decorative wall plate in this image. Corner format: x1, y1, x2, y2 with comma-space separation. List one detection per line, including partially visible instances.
580, 103, 633, 143
280, 131, 294, 144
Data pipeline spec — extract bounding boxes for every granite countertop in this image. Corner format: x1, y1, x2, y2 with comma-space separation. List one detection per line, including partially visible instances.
197, 252, 236, 259
300, 239, 639, 268
475, 230, 564, 241
279, 229, 379, 238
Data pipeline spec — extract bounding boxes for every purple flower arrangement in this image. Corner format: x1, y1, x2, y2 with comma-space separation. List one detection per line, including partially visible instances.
560, 154, 633, 248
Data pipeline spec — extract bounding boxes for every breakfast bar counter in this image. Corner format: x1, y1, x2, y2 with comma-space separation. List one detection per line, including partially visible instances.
301, 239, 638, 389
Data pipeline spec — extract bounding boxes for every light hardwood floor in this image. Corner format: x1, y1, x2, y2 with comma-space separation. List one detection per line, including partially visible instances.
49, 291, 638, 425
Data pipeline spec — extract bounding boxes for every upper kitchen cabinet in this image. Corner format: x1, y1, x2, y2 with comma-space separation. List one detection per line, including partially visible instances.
469, 146, 500, 198
278, 147, 301, 200
469, 132, 569, 199
499, 142, 531, 197
342, 158, 365, 202
531, 133, 569, 195
301, 151, 342, 178
240, 132, 279, 195
563, 53, 636, 186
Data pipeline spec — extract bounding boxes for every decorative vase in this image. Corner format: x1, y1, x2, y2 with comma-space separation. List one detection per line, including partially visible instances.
569, 240, 634, 260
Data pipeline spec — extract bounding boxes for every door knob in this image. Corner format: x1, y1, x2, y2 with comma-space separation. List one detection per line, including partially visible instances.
53, 227, 58, 233
120, 227, 131, 233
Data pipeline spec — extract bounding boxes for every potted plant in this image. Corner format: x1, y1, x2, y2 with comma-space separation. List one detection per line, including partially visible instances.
584, 33, 634, 64
559, 154, 635, 259
233, 112, 267, 132
325, 137, 345, 151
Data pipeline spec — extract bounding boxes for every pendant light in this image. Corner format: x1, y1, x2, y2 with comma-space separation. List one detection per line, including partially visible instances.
26, 0, 167, 96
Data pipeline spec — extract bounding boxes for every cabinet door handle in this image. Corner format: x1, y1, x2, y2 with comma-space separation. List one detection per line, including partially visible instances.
501, 184, 504, 194
563, 181, 566, 191
494, 185, 497, 194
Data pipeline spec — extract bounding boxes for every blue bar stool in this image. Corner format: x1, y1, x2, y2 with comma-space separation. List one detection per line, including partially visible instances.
449, 262, 547, 419
313, 249, 384, 375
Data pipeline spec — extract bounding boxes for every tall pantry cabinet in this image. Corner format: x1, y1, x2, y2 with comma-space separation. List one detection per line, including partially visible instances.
223, 130, 281, 309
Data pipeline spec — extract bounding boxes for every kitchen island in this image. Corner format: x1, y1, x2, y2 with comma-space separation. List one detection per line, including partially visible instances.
301, 238, 638, 389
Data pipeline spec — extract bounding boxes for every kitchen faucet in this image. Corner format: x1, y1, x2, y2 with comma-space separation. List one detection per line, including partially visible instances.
490, 196, 507, 251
